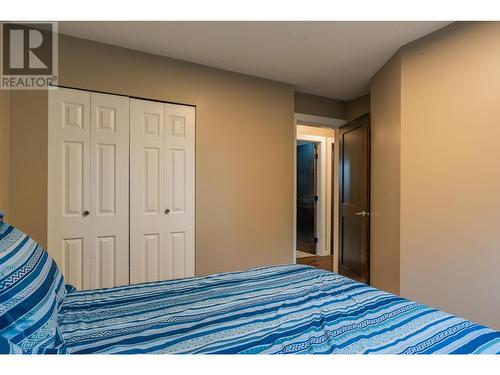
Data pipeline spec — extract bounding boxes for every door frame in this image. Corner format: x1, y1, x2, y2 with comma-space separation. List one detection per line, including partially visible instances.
293, 113, 346, 271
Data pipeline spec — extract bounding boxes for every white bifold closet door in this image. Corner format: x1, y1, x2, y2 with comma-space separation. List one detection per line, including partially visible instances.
48, 87, 130, 290
130, 99, 195, 284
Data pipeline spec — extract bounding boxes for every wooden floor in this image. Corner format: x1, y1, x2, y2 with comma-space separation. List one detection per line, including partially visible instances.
296, 255, 367, 283
296, 255, 333, 272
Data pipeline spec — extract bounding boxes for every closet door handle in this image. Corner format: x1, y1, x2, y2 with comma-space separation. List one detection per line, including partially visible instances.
164, 209, 170, 215
82, 210, 90, 217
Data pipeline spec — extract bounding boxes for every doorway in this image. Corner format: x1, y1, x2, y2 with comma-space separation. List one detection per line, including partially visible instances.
294, 115, 341, 272
293, 113, 371, 283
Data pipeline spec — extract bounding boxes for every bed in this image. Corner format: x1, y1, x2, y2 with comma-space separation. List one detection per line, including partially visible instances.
1, 220, 499, 354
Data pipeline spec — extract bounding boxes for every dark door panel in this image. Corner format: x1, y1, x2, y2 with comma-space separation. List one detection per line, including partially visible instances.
342, 215, 363, 275
339, 114, 370, 284
297, 142, 317, 254
342, 129, 363, 204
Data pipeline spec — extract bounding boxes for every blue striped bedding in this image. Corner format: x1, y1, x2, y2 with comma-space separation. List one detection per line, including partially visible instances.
0, 220, 67, 354
56, 265, 500, 354
1, 218, 499, 354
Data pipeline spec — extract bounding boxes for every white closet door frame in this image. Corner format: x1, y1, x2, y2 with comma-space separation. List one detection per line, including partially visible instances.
89, 92, 130, 288
50, 89, 195, 288
48, 88, 91, 290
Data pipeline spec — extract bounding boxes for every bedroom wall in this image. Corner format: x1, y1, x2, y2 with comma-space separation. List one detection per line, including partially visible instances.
0, 91, 9, 220
371, 22, 500, 329
399, 22, 500, 329
8, 91, 48, 246
294, 92, 370, 122
8, 33, 295, 276
370, 53, 401, 295
294, 91, 346, 119
346, 94, 370, 122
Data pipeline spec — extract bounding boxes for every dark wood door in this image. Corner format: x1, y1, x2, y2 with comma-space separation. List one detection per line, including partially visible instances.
296, 142, 317, 254
338, 114, 370, 283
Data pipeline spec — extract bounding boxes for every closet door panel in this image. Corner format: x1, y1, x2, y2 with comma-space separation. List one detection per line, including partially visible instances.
95, 236, 116, 288
64, 238, 84, 290
164, 104, 196, 279
90, 92, 130, 289
130, 99, 167, 284
48, 88, 91, 290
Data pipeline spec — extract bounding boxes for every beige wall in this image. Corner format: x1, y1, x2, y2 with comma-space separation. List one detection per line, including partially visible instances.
8, 91, 48, 245
0, 91, 9, 220
9, 34, 295, 276
346, 94, 370, 122
371, 22, 500, 329
370, 53, 401, 295
400, 22, 500, 329
294, 91, 370, 122
294, 91, 346, 119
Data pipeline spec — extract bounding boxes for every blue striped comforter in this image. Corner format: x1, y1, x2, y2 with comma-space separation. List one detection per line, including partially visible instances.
56, 265, 500, 354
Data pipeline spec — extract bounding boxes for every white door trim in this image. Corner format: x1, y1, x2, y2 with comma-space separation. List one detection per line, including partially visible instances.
294, 113, 346, 128
293, 113, 346, 272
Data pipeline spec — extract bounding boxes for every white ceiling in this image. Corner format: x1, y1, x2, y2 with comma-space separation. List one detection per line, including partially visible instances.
59, 21, 450, 100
